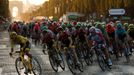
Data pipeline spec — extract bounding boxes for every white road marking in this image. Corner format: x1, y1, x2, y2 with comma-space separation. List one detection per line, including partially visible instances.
31, 44, 35, 47
3, 38, 9, 40
0, 68, 2, 75
0, 45, 7, 49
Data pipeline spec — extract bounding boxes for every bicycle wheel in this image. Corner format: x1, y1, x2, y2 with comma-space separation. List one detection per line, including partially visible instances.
32, 56, 42, 75
83, 49, 93, 66
15, 57, 27, 75
49, 55, 58, 72
66, 54, 76, 74
97, 54, 106, 71
124, 45, 130, 62
58, 52, 65, 71
78, 58, 84, 72
76, 48, 84, 72
81, 47, 88, 65
88, 51, 94, 64
113, 41, 119, 60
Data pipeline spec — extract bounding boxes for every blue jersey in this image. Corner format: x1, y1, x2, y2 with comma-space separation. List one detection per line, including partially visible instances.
115, 28, 127, 40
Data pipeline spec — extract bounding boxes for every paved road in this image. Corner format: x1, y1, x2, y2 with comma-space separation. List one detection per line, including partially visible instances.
1, 31, 134, 75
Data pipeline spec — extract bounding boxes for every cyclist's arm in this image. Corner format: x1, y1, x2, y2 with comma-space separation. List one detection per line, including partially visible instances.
20, 38, 27, 50
115, 32, 119, 43
87, 35, 93, 48
57, 41, 62, 50
85, 34, 89, 46
56, 34, 61, 50
10, 39, 14, 52
69, 36, 73, 47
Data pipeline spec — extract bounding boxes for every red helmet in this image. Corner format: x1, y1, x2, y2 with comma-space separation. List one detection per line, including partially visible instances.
106, 24, 115, 33
73, 21, 77, 26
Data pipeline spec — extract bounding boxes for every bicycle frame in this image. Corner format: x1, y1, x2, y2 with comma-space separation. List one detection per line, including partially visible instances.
18, 51, 33, 73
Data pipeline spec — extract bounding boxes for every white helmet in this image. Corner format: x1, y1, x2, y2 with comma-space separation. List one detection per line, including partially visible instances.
89, 26, 96, 33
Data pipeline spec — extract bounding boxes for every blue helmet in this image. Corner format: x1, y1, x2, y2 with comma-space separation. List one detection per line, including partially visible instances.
117, 23, 123, 29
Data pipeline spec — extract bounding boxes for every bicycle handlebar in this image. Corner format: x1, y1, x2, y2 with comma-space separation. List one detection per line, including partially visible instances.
9, 51, 20, 58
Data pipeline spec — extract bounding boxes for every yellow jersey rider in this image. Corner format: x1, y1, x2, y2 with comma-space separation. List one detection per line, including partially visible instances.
9, 32, 33, 73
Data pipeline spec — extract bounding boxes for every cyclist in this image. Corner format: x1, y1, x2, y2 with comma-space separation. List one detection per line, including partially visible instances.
95, 22, 108, 43
41, 26, 55, 54
11, 21, 20, 34
9, 31, 32, 73
75, 23, 87, 44
127, 24, 134, 39
127, 24, 134, 54
115, 22, 130, 56
33, 22, 40, 34
56, 26, 80, 65
106, 23, 119, 57
28, 21, 35, 38
22, 23, 29, 37
66, 22, 76, 45
88, 26, 112, 66
33, 22, 41, 45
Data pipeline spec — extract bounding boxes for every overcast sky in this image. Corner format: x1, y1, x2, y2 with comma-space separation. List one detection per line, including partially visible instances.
9, 0, 48, 5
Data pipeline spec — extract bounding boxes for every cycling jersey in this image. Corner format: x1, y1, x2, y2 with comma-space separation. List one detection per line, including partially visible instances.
42, 30, 54, 44
76, 28, 86, 42
127, 28, 134, 39
57, 31, 70, 47
34, 23, 40, 31
10, 35, 30, 52
116, 28, 127, 41
11, 23, 19, 32
29, 22, 35, 31
88, 28, 105, 44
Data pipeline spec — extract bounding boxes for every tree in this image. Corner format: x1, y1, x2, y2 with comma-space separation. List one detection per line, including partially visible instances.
0, 0, 10, 18
21, 0, 134, 21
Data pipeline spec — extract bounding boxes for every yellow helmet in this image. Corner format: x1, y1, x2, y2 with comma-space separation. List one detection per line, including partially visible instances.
10, 32, 17, 39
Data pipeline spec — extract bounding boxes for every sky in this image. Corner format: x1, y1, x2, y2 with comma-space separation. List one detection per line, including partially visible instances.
9, 0, 49, 5
9, 0, 49, 13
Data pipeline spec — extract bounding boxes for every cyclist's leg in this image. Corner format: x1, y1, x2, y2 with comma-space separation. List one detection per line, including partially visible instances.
23, 42, 33, 72
117, 40, 123, 55
122, 39, 130, 56
101, 43, 112, 65
25, 49, 32, 72
112, 38, 119, 58
125, 38, 131, 55
47, 41, 54, 55
72, 41, 80, 64
42, 43, 47, 54
20, 44, 25, 63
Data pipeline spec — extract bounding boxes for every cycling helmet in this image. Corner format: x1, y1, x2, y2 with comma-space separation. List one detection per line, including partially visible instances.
42, 26, 48, 32
95, 22, 100, 27
10, 32, 17, 39
124, 23, 129, 26
67, 22, 72, 28
95, 22, 103, 28
61, 23, 66, 29
89, 26, 96, 33
72, 21, 77, 26
101, 22, 106, 25
106, 24, 115, 33
116, 23, 123, 29
57, 26, 63, 30
128, 24, 134, 29
77, 22, 81, 27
